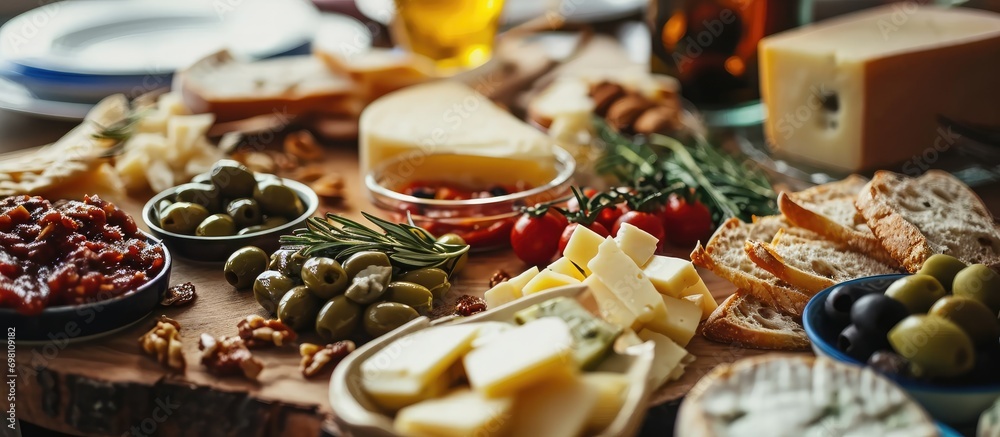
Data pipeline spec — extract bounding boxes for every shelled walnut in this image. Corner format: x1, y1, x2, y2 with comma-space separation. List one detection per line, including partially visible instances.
198, 334, 263, 380
590, 80, 682, 135
138, 316, 185, 372
300, 341, 356, 378
236, 315, 297, 348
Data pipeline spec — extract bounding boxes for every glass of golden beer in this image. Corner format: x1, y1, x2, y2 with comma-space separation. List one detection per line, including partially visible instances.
391, 0, 506, 72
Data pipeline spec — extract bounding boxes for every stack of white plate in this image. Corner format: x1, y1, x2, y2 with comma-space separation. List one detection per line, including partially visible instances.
0, 0, 320, 119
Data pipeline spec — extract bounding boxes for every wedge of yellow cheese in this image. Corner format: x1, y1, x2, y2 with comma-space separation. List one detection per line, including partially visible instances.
394, 388, 514, 437
463, 317, 576, 398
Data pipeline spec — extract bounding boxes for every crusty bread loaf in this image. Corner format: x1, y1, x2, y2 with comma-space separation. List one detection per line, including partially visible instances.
691, 216, 812, 316
745, 229, 902, 294
856, 170, 1000, 272
176, 51, 361, 123
700, 291, 809, 351
778, 175, 898, 267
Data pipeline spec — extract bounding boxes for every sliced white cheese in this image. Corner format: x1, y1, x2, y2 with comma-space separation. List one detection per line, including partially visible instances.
547, 256, 586, 281
509, 375, 599, 437
587, 238, 669, 334
584, 275, 640, 331
642, 256, 702, 297
507, 266, 540, 292
484, 281, 520, 308
615, 222, 659, 266
658, 294, 702, 347
637, 329, 691, 388
679, 279, 719, 318
563, 225, 606, 276
521, 269, 581, 295
582, 372, 630, 434
682, 294, 708, 320
463, 317, 576, 397
394, 387, 514, 437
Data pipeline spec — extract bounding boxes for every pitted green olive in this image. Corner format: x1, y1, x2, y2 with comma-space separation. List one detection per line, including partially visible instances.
224, 246, 268, 289
174, 182, 222, 212
383, 282, 433, 315
210, 159, 256, 198
397, 268, 451, 301
342, 252, 392, 279
345, 265, 393, 304
301, 257, 349, 299
196, 214, 236, 236
237, 216, 289, 235
159, 202, 209, 234
253, 270, 296, 314
226, 198, 263, 228
253, 178, 304, 219
269, 247, 308, 278
277, 285, 322, 331
315, 295, 361, 342
363, 302, 419, 338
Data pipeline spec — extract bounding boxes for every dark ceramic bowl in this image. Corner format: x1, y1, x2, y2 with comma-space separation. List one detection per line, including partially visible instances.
0, 232, 172, 343
804, 274, 1000, 425
142, 178, 319, 262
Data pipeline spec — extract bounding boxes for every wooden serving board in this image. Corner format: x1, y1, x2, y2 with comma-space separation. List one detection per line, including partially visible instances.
11, 144, 785, 437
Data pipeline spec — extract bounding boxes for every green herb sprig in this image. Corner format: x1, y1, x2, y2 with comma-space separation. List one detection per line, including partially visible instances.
279, 212, 470, 275
595, 118, 777, 224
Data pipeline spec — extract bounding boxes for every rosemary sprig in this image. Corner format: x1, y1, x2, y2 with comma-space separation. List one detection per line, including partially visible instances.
279, 212, 470, 275
595, 118, 777, 224
91, 108, 147, 158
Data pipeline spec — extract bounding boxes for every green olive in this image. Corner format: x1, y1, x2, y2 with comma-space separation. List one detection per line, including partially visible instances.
264, 216, 289, 227
436, 233, 467, 273
885, 275, 946, 314
315, 295, 361, 342
384, 282, 433, 315
158, 202, 209, 234
345, 265, 393, 304
196, 214, 236, 237
174, 182, 222, 213
253, 178, 304, 219
210, 159, 257, 198
363, 302, 419, 338
156, 199, 173, 215
253, 270, 296, 314
226, 198, 263, 228
953, 264, 1000, 313
888, 315, 975, 378
269, 247, 307, 277
397, 268, 451, 301
929, 296, 1000, 347
342, 251, 392, 279
301, 257, 349, 299
236, 217, 289, 236
224, 246, 269, 290
277, 285, 322, 331
917, 254, 967, 291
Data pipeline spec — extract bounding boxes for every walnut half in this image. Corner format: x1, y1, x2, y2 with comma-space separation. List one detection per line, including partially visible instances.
138, 316, 185, 372
198, 334, 263, 380
300, 341, 355, 378
236, 315, 297, 348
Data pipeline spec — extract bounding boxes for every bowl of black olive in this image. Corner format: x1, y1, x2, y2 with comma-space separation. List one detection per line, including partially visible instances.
142, 159, 319, 262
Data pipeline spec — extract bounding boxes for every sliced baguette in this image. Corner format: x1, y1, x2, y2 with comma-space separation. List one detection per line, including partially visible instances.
700, 290, 809, 351
691, 216, 811, 316
778, 175, 898, 267
745, 229, 903, 294
856, 170, 1000, 272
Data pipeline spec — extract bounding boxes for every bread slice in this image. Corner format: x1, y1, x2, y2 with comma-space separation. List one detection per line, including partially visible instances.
856, 170, 1000, 272
176, 51, 361, 123
745, 229, 902, 294
700, 290, 809, 351
691, 216, 811, 316
778, 175, 898, 267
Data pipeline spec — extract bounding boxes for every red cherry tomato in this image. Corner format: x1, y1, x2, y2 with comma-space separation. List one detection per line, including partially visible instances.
661, 195, 714, 248
596, 203, 628, 231
557, 222, 610, 256
612, 211, 665, 249
510, 212, 566, 266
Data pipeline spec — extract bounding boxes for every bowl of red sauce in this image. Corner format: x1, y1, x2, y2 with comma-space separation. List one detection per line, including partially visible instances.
0, 195, 171, 342
366, 148, 575, 250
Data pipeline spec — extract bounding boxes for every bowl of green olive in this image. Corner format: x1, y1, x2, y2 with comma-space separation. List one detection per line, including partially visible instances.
805, 255, 1000, 425
142, 159, 319, 262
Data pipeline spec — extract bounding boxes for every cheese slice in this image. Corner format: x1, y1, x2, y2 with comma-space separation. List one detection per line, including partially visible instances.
484, 281, 520, 308
637, 329, 691, 388
682, 294, 707, 320
642, 256, 702, 297
362, 368, 454, 412
658, 294, 701, 347
761, 5, 1000, 172
527, 76, 594, 128
521, 269, 581, 295
394, 387, 514, 437
582, 372, 630, 434
588, 238, 669, 334
547, 257, 586, 281
679, 278, 719, 318
563, 225, 606, 276
614, 222, 659, 267
463, 317, 576, 398
509, 375, 600, 437
507, 266, 540, 292
584, 275, 641, 331
359, 81, 555, 174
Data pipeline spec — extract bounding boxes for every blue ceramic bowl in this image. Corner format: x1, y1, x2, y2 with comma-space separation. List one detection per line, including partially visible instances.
805, 274, 1000, 425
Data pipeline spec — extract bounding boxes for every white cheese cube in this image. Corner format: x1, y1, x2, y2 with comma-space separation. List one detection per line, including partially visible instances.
582, 372, 630, 434
587, 238, 669, 333
637, 329, 692, 388
507, 266, 539, 292
614, 222, 658, 266
584, 275, 640, 331
509, 375, 599, 437
682, 294, 708, 320
657, 294, 702, 347
563, 225, 606, 275
547, 256, 586, 281
521, 269, 581, 295
464, 317, 576, 397
642, 256, 702, 297
484, 281, 520, 308
394, 388, 514, 437
679, 279, 719, 318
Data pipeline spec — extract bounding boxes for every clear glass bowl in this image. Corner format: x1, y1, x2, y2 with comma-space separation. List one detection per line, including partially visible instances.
366, 147, 575, 251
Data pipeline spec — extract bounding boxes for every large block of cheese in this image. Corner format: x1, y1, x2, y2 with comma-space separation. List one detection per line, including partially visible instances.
394, 388, 514, 437
509, 376, 599, 437
359, 81, 555, 174
463, 317, 575, 397
761, 6, 1000, 172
